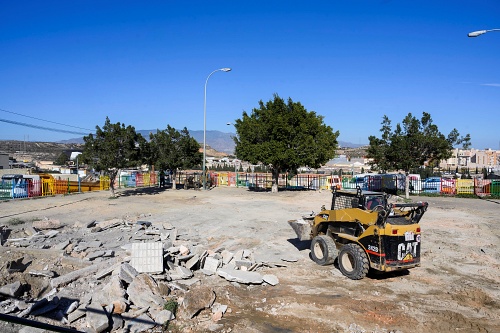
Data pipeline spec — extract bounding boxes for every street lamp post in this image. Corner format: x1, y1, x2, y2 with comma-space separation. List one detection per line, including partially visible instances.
468, 29, 500, 37
203, 68, 231, 190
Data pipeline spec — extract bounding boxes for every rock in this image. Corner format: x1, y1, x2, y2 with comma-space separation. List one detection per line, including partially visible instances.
67, 306, 86, 323
221, 250, 234, 265
32, 219, 62, 230
28, 270, 56, 278
112, 299, 128, 314
175, 266, 193, 279
179, 244, 190, 255
157, 282, 171, 297
123, 313, 155, 333
203, 257, 220, 272
43, 230, 59, 238
30, 297, 60, 316
149, 308, 175, 324
86, 250, 105, 260
212, 303, 228, 314
0, 281, 23, 297
185, 253, 200, 269
87, 240, 102, 248
98, 218, 123, 230
53, 239, 70, 250
111, 313, 124, 331
127, 274, 165, 308
51, 261, 110, 288
217, 268, 263, 284
263, 274, 279, 286
19, 327, 50, 333
101, 275, 127, 301
136, 221, 152, 228
182, 286, 216, 319
212, 310, 223, 321
64, 301, 79, 315
86, 220, 97, 228
118, 262, 139, 284
235, 260, 253, 270
86, 301, 110, 333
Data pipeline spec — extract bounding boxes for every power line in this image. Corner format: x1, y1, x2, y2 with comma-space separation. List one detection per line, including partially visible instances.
0, 108, 93, 131
0, 118, 91, 136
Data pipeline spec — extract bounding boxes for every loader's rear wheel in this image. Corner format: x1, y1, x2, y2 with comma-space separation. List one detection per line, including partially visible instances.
310, 235, 337, 266
338, 243, 369, 280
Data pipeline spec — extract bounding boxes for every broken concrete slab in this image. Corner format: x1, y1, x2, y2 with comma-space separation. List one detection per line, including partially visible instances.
43, 230, 59, 238
185, 253, 200, 270
217, 268, 263, 285
151, 308, 175, 325
98, 275, 127, 304
53, 239, 70, 251
175, 266, 193, 279
263, 274, 279, 286
64, 301, 79, 315
123, 313, 156, 333
221, 250, 234, 265
67, 305, 86, 323
0, 281, 23, 297
111, 313, 124, 331
235, 260, 253, 270
86, 302, 110, 333
117, 262, 139, 284
126, 274, 165, 309
130, 242, 163, 273
30, 297, 60, 317
51, 260, 111, 289
28, 270, 56, 278
203, 257, 220, 272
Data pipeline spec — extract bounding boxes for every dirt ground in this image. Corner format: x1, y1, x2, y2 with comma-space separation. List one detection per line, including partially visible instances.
0, 187, 499, 333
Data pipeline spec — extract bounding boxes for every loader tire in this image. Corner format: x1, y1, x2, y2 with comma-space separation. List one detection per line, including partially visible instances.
338, 243, 369, 280
310, 235, 337, 266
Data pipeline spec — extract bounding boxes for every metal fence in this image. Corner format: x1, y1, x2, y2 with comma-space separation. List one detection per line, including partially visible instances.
2, 171, 499, 200
0, 177, 110, 200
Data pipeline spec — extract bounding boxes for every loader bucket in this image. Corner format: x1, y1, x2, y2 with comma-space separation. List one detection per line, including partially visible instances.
288, 218, 313, 241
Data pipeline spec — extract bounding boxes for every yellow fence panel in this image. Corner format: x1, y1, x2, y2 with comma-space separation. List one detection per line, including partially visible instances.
100, 177, 110, 190
456, 179, 474, 194
218, 172, 229, 186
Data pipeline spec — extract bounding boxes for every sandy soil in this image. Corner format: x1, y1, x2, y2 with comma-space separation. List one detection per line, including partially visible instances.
0, 187, 499, 333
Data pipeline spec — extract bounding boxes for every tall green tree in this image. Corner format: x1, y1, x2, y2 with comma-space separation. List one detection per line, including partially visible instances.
81, 117, 145, 196
233, 94, 339, 192
149, 126, 202, 189
54, 152, 69, 165
367, 112, 471, 198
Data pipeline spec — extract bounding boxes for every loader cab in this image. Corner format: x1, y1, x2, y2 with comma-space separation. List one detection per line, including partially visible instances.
331, 188, 387, 213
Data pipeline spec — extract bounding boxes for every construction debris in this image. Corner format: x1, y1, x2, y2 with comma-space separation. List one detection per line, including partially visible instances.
0, 216, 285, 332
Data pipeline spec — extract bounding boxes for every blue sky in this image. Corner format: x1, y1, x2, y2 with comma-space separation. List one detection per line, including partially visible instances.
1, 1, 499, 149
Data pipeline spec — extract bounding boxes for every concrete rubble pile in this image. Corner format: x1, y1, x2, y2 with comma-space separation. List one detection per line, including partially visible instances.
0, 216, 287, 332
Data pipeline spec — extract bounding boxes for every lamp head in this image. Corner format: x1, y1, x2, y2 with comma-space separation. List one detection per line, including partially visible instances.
468, 30, 487, 37
221, 68, 232, 72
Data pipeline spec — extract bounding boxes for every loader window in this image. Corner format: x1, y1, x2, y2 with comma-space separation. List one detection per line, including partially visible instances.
365, 196, 383, 210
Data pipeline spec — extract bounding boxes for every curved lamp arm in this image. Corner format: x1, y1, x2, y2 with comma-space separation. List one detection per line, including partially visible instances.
468, 28, 500, 37
203, 68, 232, 190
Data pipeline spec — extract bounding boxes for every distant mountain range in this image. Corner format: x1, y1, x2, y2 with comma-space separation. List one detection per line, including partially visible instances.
58, 130, 365, 154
